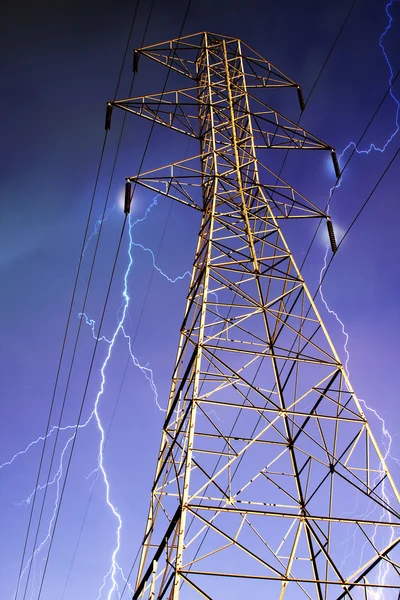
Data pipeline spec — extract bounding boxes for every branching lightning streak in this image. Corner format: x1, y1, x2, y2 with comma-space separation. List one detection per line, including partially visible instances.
1, 196, 190, 598
83, 204, 117, 258
11, 434, 77, 587
27, 556, 46, 600
339, 2, 400, 164
319, 2, 399, 594
131, 241, 191, 283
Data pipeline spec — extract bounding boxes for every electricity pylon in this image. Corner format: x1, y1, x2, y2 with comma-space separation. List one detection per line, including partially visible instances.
109, 33, 400, 599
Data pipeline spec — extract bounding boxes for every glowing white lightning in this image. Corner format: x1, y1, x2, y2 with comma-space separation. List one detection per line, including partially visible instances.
75, 195, 191, 595
1, 195, 191, 599
82, 204, 117, 257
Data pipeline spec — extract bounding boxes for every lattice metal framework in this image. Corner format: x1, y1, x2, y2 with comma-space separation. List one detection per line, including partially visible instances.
110, 32, 400, 599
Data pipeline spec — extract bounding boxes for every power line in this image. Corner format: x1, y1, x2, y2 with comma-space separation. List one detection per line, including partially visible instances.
35, 213, 128, 600
271, 0, 359, 195
57, 2, 163, 594
35, 0, 195, 597
15, 2, 145, 598
304, 0, 358, 107
14, 133, 110, 600
34, 15, 161, 600
61, 130, 194, 596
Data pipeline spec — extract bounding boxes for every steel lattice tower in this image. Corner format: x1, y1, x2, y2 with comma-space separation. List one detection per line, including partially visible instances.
109, 33, 400, 599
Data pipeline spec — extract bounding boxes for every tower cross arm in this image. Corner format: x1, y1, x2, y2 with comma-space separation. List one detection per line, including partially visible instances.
126, 155, 205, 212
126, 153, 330, 219
111, 88, 201, 138
134, 32, 301, 91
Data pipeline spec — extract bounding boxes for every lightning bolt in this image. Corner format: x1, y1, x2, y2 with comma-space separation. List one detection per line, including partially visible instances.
319, 1, 399, 594
130, 241, 191, 283
82, 204, 117, 258
1, 195, 191, 599
339, 0, 400, 163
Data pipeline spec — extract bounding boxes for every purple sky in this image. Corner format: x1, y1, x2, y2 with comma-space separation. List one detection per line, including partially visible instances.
1, 0, 399, 598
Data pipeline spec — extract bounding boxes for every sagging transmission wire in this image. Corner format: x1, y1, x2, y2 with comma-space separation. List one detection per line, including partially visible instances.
34, 3, 161, 598
270, 0, 359, 187
61, 122, 193, 598
15, 1, 150, 599
13, 1, 144, 596
56, 1, 171, 595
37, 0, 196, 598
